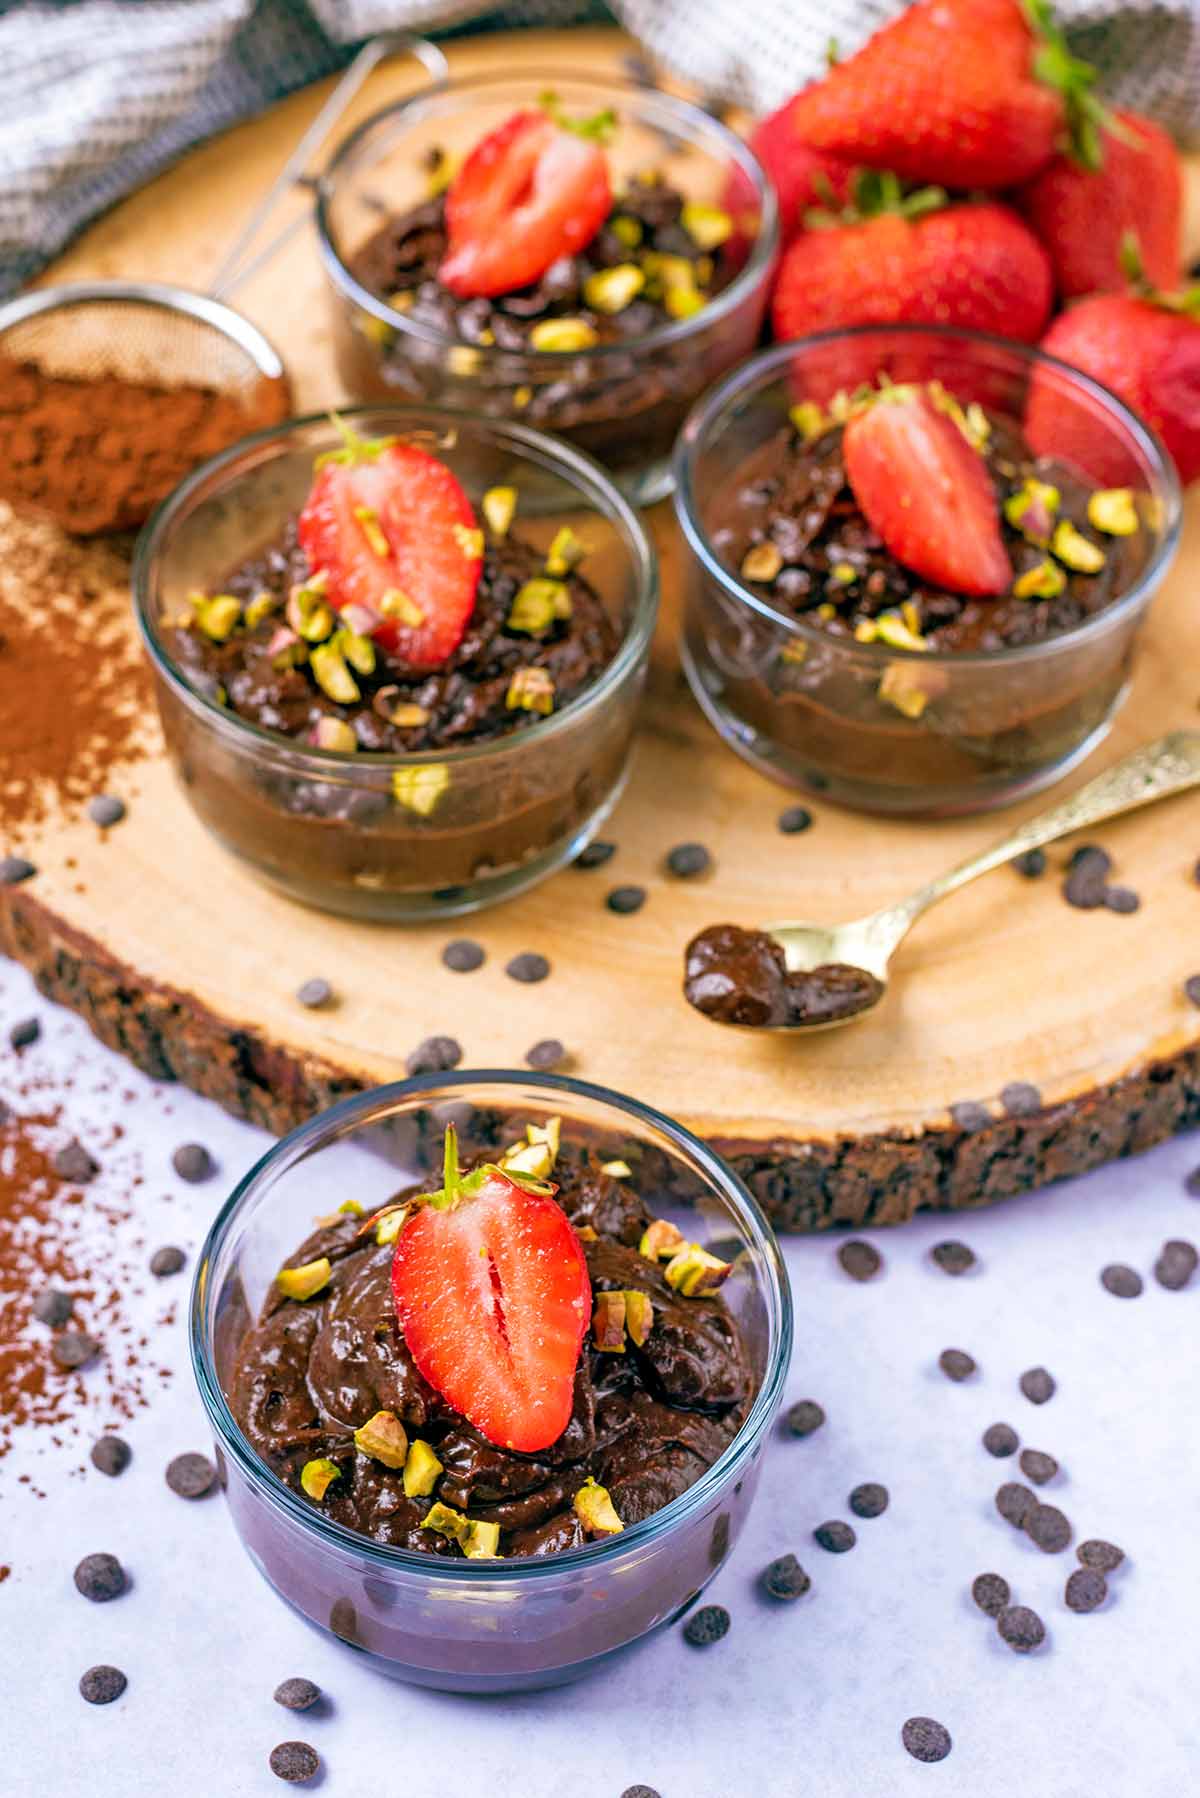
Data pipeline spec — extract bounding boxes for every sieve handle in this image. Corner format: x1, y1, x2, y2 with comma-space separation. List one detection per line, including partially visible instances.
208, 32, 448, 301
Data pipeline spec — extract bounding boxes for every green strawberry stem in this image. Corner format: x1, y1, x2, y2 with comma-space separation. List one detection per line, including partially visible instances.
314, 414, 399, 470
537, 89, 616, 143
1019, 0, 1113, 171
1118, 232, 1200, 316
804, 168, 948, 232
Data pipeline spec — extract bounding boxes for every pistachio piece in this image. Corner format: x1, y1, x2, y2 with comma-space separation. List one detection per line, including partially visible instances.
276, 1257, 332, 1301
380, 588, 426, 628
512, 384, 533, 410
373, 688, 430, 729
854, 619, 879, 643
196, 594, 241, 642
544, 526, 587, 577
312, 717, 357, 753
1013, 558, 1067, 600
447, 344, 482, 376
600, 1159, 631, 1177
453, 523, 485, 560
582, 263, 646, 314
339, 1199, 363, 1216
780, 638, 808, 666
267, 626, 308, 671
874, 611, 929, 652
528, 318, 598, 353
387, 289, 414, 314
1003, 478, 1060, 545
574, 1477, 624, 1536
287, 582, 335, 643
392, 763, 450, 816
664, 1242, 733, 1297
244, 589, 279, 628
500, 1117, 561, 1182
482, 485, 518, 538
331, 627, 375, 678
310, 642, 360, 705
663, 284, 706, 321
901, 599, 922, 637
639, 1218, 685, 1262
828, 560, 857, 587
353, 1409, 409, 1469
788, 401, 826, 442
681, 201, 733, 250
426, 148, 459, 196
506, 667, 555, 714
1051, 519, 1106, 573
815, 602, 836, 620
403, 1439, 443, 1498
878, 662, 934, 719
373, 1202, 410, 1246
353, 504, 390, 558
508, 578, 571, 635
462, 1520, 502, 1559
610, 214, 643, 248
361, 312, 394, 349
421, 1501, 467, 1544
592, 1290, 628, 1352
300, 1458, 341, 1501
741, 542, 783, 583
1087, 487, 1138, 536
623, 1289, 654, 1347
576, 1224, 599, 1242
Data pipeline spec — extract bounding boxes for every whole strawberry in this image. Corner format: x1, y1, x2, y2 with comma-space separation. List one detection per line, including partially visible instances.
723, 98, 856, 250
1018, 111, 1182, 299
786, 0, 1098, 191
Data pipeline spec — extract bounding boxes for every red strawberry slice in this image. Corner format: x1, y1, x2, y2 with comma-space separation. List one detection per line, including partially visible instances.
843, 390, 1011, 598
298, 433, 481, 672
391, 1145, 591, 1454
439, 109, 611, 299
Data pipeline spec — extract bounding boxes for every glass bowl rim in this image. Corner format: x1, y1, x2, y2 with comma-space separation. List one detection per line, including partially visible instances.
671, 323, 1184, 671
314, 65, 780, 362
131, 401, 659, 773
189, 1068, 793, 1582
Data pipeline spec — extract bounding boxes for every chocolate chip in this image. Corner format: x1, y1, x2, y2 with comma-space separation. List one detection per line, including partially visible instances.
1100, 1263, 1142, 1298
1104, 884, 1140, 914
1064, 853, 1109, 909
172, 1142, 214, 1183
52, 1330, 98, 1370
783, 1398, 825, 1438
931, 1239, 975, 1275
621, 1788, 662, 1798
761, 1552, 811, 1601
91, 1435, 131, 1477
441, 938, 485, 973
814, 1520, 856, 1553
666, 842, 711, 879
1065, 1568, 1107, 1613
74, 1552, 126, 1602
506, 951, 550, 983
849, 1482, 889, 1519
950, 1100, 991, 1132
1020, 1366, 1056, 1405
939, 1348, 977, 1382
9, 1016, 39, 1049
996, 1482, 1037, 1527
274, 1678, 322, 1712
1185, 975, 1200, 1008
606, 885, 646, 915
1154, 1239, 1198, 1291
997, 1604, 1046, 1653
525, 1038, 567, 1071
405, 1035, 462, 1076
682, 1603, 730, 1646
574, 839, 615, 869
1078, 1538, 1125, 1572
296, 977, 333, 1009
983, 1423, 1019, 1457
837, 1239, 882, 1281
1025, 1502, 1072, 1553
1068, 843, 1111, 876
0, 854, 35, 884
901, 1718, 952, 1763
1019, 1449, 1058, 1486
269, 1742, 320, 1783
165, 1451, 216, 1499
80, 1665, 126, 1705
778, 806, 813, 834
32, 1287, 74, 1326
53, 1139, 99, 1183
149, 1245, 186, 1278
87, 795, 126, 828
1012, 848, 1046, 878
971, 1572, 1010, 1617
1001, 1081, 1042, 1117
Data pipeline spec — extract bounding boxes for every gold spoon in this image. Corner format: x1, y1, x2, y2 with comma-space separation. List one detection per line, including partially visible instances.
691, 731, 1200, 1033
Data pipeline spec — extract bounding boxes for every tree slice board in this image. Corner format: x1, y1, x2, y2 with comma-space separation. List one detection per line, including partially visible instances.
4, 28, 1200, 1232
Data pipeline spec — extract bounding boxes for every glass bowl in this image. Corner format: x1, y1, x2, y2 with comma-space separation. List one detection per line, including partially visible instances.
316, 70, 778, 507
673, 329, 1182, 817
133, 405, 657, 920
190, 1073, 792, 1694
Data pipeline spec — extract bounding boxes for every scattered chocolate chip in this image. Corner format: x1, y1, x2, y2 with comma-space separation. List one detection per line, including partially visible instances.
996, 1482, 1037, 1528
901, 1718, 952, 1764
1064, 850, 1109, 909
621, 1788, 662, 1798
939, 1348, 977, 1382
9, 1016, 39, 1049
778, 806, 813, 834
53, 1139, 99, 1183
814, 1520, 856, 1553
971, 1572, 1010, 1617
91, 1435, 131, 1478
1012, 848, 1046, 878
525, 1038, 567, 1071
783, 1398, 825, 1438
165, 1451, 216, 1499
1078, 1539, 1125, 1572
606, 885, 646, 915
274, 1678, 322, 1712
1065, 1568, 1107, 1613
269, 1742, 320, 1784
849, 1482, 889, 1519
172, 1142, 215, 1183
1104, 884, 1140, 914
74, 1552, 126, 1603
0, 854, 36, 884
761, 1552, 811, 1601
997, 1604, 1046, 1653
1100, 1263, 1142, 1298
574, 839, 615, 869
1185, 974, 1200, 1008
682, 1603, 730, 1646
1154, 1239, 1198, 1291
1025, 1502, 1072, 1553
1068, 843, 1111, 876
1020, 1366, 1056, 1405
506, 951, 550, 983
1019, 1449, 1058, 1486
1186, 1165, 1200, 1197
296, 977, 333, 1009
149, 1245, 186, 1278
52, 1330, 99, 1371
441, 938, 485, 973
32, 1287, 74, 1327
405, 1035, 462, 1076
950, 1100, 991, 1132
983, 1423, 1019, 1458
837, 1239, 882, 1282
80, 1665, 126, 1705
1001, 1081, 1042, 1117
666, 842, 711, 879
931, 1240, 975, 1275
87, 795, 126, 828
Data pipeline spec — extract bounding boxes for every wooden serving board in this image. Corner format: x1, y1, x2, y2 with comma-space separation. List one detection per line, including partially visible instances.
4, 28, 1200, 1231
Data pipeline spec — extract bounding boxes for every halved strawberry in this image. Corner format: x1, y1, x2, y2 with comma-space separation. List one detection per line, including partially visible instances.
439, 109, 611, 299
842, 389, 1011, 598
391, 1131, 591, 1454
297, 427, 481, 672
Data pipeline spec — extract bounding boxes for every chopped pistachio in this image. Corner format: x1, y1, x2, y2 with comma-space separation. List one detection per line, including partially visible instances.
610, 214, 643, 248
574, 1477, 624, 1536
403, 1439, 443, 1498
422, 1500, 468, 1544
901, 599, 922, 637
244, 589, 279, 629
780, 638, 808, 667
360, 312, 394, 349
300, 1457, 341, 1501
513, 385, 533, 410
313, 717, 357, 753
353, 503, 390, 558
639, 1218, 686, 1262
310, 641, 360, 705
353, 1409, 409, 1469
501, 1117, 561, 1182
874, 611, 929, 652
854, 619, 879, 644
1087, 486, 1138, 536
663, 283, 706, 321
1003, 478, 1060, 545
545, 526, 587, 577
196, 594, 242, 642
392, 762, 449, 817
788, 401, 826, 442
334, 628, 377, 677
592, 1290, 628, 1352
664, 1242, 733, 1297
582, 263, 646, 314
634, 167, 662, 186
828, 560, 857, 587
426, 149, 459, 196
680, 200, 733, 250
386, 289, 414, 314
576, 1224, 599, 1242
276, 1256, 332, 1301
1013, 558, 1067, 600
506, 666, 555, 714
528, 318, 598, 353
816, 602, 836, 620
287, 582, 335, 642
461, 1520, 502, 1560
267, 626, 308, 671
600, 1159, 632, 1177
447, 344, 482, 376
878, 662, 931, 719
508, 577, 570, 635
374, 1203, 410, 1246
741, 542, 783, 584
1052, 518, 1106, 573
453, 523, 485, 560
380, 587, 426, 628
695, 254, 715, 287
340, 1199, 363, 1216
482, 486, 518, 538
623, 1289, 654, 1347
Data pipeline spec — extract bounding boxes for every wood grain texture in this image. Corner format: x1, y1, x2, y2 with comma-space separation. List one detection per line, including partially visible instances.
4, 27, 1200, 1229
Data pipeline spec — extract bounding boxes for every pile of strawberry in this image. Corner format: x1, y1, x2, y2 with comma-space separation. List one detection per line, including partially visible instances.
730, 0, 1199, 483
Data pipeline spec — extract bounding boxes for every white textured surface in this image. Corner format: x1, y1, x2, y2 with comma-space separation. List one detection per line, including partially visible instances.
4, 956, 1198, 1798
